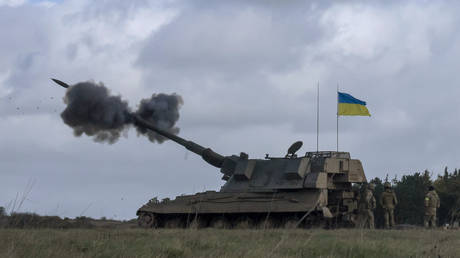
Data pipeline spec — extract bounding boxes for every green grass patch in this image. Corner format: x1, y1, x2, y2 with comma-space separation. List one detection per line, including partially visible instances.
0, 228, 459, 257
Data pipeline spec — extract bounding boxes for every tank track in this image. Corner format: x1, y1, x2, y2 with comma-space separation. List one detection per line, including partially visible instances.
137, 211, 355, 229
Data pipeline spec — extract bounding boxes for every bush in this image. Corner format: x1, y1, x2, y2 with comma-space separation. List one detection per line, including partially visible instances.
3, 213, 95, 229
72, 216, 94, 229
7, 213, 68, 229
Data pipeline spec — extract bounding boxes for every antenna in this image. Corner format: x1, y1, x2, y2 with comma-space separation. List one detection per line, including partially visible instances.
316, 82, 319, 153
336, 83, 339, 152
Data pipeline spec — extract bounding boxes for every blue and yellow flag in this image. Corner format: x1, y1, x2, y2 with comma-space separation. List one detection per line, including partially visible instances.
338, 92, 370, 116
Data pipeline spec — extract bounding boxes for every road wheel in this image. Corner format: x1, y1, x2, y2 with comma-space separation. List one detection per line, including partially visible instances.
188, 216, 206, 229
138, 213, 156, 228
257, 216, 276, 229
234, 216, 254, 229
210, 217, 230, 229
283, 218, 299, 229
164, 218, 184, 229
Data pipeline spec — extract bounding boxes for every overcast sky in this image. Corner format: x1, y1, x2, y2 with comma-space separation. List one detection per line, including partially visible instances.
1, 0, 460, 220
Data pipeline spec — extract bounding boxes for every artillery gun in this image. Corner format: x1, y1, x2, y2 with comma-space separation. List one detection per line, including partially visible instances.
50, 78, 367, 228
134, 116, 367, 229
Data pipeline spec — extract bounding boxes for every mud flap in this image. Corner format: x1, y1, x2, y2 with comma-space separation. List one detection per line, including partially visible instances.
321, 206, 333, 218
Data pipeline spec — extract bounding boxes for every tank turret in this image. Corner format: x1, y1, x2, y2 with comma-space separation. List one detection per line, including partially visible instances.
134, 115, 366, 192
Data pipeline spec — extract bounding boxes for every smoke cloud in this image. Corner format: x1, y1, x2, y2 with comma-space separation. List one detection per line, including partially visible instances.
136, 93, 183, 143
60, 81, 182, 143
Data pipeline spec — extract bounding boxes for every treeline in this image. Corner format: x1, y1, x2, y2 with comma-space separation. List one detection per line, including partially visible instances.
0, 208, 137, 229
0, 211, 94, 229
369, 167, 460, 228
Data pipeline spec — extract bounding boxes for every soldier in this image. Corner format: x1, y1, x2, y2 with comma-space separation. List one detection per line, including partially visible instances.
452, 200, 460, 228
380, 182, 398, 229
424, 185, 440, 228
359, 183, 376, 229
453, 209, 460, 228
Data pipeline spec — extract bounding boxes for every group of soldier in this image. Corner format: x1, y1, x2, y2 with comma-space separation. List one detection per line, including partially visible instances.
358, 183, 440, 229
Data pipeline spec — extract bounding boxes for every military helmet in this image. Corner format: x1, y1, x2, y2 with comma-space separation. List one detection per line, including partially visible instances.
384, 182, 391, 188
367, 183, 375, 190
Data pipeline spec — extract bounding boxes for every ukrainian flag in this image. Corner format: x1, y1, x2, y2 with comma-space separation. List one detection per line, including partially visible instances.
338, 92, 371, 116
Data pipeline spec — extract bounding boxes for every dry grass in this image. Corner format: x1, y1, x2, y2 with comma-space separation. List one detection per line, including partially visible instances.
0, 228, 459, 258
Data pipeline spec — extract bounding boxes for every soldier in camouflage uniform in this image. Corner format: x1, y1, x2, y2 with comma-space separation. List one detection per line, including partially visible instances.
380, 182, 398, 229
452, 200, 460, 228
424, 185, 440, 228
359, 183, 376, 229
454, 209, 460, 228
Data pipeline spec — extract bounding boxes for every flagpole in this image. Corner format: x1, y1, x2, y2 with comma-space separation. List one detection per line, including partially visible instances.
316, 82, 319, 153
336, 83, 339, 152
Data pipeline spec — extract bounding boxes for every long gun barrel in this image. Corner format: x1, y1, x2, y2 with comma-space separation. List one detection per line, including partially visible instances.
51, 78, 226, 169
133, 115, 226, 168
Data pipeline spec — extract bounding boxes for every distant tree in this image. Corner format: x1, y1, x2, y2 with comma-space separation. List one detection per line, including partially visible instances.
0, 206, 5, 217
392, 175, 398, 186
369, 177, 384, 228
444, 166, 449, 180
434, 168, 460, 225
393, 171, 432, 225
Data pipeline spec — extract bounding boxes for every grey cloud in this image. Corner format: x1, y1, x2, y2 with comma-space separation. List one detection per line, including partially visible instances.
135, 1, 328, 131
136, 2, 322, 78
65, 43, 78, 61
0, 6, 52, 75
75, 0, 152, 22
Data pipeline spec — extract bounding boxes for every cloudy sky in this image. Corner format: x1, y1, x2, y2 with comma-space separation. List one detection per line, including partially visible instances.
1, 0, 460, 220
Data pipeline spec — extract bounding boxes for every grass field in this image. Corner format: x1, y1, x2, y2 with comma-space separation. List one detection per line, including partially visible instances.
1, 228, 459, 258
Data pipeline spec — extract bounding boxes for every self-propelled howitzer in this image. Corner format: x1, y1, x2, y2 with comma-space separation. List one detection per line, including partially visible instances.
134, 116, 368, 229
